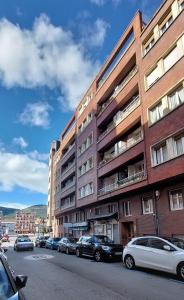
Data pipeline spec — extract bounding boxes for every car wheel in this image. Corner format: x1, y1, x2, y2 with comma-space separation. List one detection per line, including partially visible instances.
177, 262, 184, 281
57, 246, 60, 252
124, 255, 135, 270
95, 251, 102, 262
76, 248, 81, 257
66, 247, 69, 255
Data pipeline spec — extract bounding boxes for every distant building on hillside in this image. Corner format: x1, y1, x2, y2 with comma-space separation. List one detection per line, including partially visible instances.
15, 211, 35, 234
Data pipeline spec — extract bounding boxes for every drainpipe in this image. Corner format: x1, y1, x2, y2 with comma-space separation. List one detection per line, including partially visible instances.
154, 190, 160, 236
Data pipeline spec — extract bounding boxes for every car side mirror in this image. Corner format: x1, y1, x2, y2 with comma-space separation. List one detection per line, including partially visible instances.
163, 245, 171, 251
15, 275, 28, 290
4, 248, 8, 253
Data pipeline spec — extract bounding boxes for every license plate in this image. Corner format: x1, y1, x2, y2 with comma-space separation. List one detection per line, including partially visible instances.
115, 252, 122, 255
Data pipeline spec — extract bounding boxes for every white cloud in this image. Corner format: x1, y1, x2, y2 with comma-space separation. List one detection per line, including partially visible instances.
0, 150, 48, 194
19, 102, 52, 128
90, 0, 106, 5
28, 150, 48, 162
81, 19, 109, 48
0, 202, 28, 209
90, 0, 121, 6
13, 136, 28, 149
0, 14, 103, 110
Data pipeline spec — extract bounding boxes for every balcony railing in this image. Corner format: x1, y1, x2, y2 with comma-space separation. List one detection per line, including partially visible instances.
61, 161, 75, 177
99, 130, 143, 166
97, 65, 138, 116
62, 143, 75, 160
61, 180, 75, 193
61, 201, 75, 210
98, 95, 140, 141
98, 170, 145, 195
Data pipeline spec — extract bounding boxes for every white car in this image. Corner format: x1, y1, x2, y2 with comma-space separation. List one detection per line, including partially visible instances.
123, 236, 184, 280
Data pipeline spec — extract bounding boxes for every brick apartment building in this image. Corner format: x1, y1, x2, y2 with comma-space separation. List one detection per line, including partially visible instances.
48, 0, 184, 244
15, 212, 35, 234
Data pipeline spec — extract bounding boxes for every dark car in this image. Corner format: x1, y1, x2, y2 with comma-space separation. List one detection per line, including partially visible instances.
35, 236, 49, 248
14, 237, 34, 251
0, 253, 27, 300
57, 237, 78, 254
76, 235, 123, 262
45, 237, 61, 250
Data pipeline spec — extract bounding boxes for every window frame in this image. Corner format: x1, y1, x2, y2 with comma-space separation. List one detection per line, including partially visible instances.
142, 197, 154, 215
169, 189, 184, 211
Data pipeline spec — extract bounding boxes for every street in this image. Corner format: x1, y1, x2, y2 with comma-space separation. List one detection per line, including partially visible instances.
3, 238, 184, 300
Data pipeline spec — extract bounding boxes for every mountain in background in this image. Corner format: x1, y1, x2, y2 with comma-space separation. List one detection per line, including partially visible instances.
0, 204, 47, 220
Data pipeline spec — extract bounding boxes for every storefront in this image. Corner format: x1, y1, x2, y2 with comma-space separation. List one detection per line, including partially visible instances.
63, 222, 89, 238
88, 212, 119, 243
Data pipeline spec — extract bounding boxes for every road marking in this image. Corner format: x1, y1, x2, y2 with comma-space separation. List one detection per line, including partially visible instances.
24, 254, 54, 261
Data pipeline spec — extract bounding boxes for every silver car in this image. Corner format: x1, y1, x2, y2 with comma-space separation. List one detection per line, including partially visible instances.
14, 237, 34, 251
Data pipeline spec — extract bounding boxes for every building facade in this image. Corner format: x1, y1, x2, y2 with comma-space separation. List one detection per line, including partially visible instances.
15, 212, 35, 234
48, 0, 184, 244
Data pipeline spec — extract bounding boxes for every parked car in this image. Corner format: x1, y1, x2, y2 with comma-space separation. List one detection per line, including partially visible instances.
14, 237, 34, 251
0, 253, 27, 299
123, 236, 184, 281
76, 235, 123, 262
1, 235, 10, 242
57, 237, 78, 254
35, 236, 49, 248
45, 237, 61, 250
0, 246, 8, 260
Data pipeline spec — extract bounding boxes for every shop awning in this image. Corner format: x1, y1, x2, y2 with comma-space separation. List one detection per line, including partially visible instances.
87, 212, 118, 221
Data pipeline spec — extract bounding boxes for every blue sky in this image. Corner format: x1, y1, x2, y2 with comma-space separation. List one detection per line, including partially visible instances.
0, 0, 162, 209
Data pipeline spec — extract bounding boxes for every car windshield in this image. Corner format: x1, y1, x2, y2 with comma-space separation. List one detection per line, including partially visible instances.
94, 236, 112, 244
17, 238, 31, 243
68, 238, 77, 243
53, 238, 60, 241
0, 259, 14, 299
164, 238, 184, 250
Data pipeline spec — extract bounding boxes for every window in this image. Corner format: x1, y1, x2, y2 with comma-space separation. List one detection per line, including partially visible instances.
78, 157, 93, 177
170, 189, 184, 211
78, 133, 93, 155
142, 198, 153, 214
123, 201, 131, 216
95, 207, 101, 215
152, 142, 168, 166
168, 85, 184, 110
133, 238, 149, 246
149, 238, 167, 250
173, 133, 184, 156
180, 0, 184, 11
78, 92, 93, 116
79, 182, 93, 198
160, 15, 173, 35
108, 203, 117, 213
144, 36, 155, 55
146, 65, 159, 88
150, 101, 164, 124
163, 46, 179, 72
78, 112, 92, 133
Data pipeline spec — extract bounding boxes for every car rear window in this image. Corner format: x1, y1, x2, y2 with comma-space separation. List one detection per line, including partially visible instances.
53, 238, 61, 241
17, 238, 31, 242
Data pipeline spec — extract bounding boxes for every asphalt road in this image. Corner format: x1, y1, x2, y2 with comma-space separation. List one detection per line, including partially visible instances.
4, 239, 184, 300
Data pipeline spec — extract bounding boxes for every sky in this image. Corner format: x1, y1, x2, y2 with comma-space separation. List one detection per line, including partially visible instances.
0, 0, 162, 209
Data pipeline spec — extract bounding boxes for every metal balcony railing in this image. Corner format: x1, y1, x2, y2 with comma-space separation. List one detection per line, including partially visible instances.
99, 130, 143, 166
62, 143, 75, 160
97, 65, 138, 116
98, 95, 140, 141
61, 180, 75, 193
99, 170, 145, 195
61, 201, 75, 210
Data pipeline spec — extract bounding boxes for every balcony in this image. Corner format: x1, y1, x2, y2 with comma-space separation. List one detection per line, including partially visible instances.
99, 130, 143, 167
98, 95, 140, 141
61, 162, 75, 182
61, 180, 75, 193
98, 170, 145, 196
61, 200, 75, 211
97, 65, 138, 117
